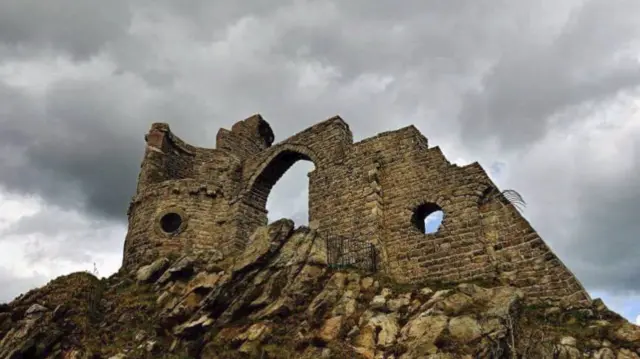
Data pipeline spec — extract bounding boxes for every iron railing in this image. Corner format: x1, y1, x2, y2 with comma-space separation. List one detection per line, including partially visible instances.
325, 234, 378, 273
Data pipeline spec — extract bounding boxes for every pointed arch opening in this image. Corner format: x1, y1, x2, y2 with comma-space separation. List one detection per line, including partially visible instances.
266, 159, 315, 225
246, 149, 317, 227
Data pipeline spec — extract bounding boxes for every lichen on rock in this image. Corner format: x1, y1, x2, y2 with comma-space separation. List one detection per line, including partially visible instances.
1, 221, 639, 358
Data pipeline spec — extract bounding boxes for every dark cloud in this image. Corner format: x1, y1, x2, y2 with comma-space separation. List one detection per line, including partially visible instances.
0, 79, 142, 220
458, 0, 640, 150
0, 0, 132, 59
567, 159, 640, 292
0, 0, 639, 301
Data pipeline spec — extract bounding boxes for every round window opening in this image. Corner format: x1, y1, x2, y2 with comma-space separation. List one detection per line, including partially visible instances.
160, 212, 183, 234
412, 203, 444, 234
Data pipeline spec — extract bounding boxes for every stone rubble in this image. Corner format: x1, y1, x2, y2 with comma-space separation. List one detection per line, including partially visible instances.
0, 221, 638, 358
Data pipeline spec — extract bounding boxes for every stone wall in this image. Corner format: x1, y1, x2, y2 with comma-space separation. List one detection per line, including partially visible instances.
123, 114, 590, 304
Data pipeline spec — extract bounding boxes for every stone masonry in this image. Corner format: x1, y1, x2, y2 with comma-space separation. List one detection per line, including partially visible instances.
123, 114, 591, 304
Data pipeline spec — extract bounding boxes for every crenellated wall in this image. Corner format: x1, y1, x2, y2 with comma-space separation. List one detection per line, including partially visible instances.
123, 113, 591, 304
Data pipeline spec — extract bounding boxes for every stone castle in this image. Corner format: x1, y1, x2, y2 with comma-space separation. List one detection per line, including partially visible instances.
123, 114, 590, 304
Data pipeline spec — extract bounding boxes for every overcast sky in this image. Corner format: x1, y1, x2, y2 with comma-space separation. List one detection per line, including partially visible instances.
0, 0, 639, 324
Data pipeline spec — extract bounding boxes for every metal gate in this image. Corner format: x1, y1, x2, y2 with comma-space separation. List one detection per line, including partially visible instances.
325, 234, 378, 273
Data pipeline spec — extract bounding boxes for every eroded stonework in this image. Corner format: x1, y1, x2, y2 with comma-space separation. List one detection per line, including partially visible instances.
123, 114, 590, 304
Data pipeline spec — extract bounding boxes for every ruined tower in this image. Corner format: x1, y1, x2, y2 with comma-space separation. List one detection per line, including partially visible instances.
123, 114, 590, 304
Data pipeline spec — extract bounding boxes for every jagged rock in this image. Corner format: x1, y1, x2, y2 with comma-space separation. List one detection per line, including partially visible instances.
579, 308, 595, 319
485, 287, 524, 318
479, 316, 504, 337
145, 340, 158, 353
132, 331, 145, 342
156, 291, 171, 308
25, 303, 48, 316
347, 325, 360, 338
447, 315, 482, 344
318, 316, 343, 342
233, 219, 294, 273
361, 277, 374, 290
593, 298, 608, 312
594, 348, 616, 359
380, 288, 393, 298
251, 295, 294, 320
307, 273, 347, 321
435, 292, 474, 315
305, 233, 329, 266
387, 293, 411, 312
423, 289, 451, 309
346, 272, 361, 287
332, 289, 358, 317
354, 324, 376, 350
399, 314, 448, 356
370, 294, 387, 310
561, 336, 577, 346
419, 287, 434, 299
136, 257, 170, 282
61, 350, 84, 359
173, 314, 213, 337
409, 299, 422, 314
354, 346, 375, 359
457, 283, 491, 301
557, 344, 582, 359
235, 322, 271, 342
1, 221, 639, 359
210, 249, 224, 262
614, 322, 640, 343
617, 349, 640, 359
185, 271, 220, 293
268, 230, 310, 268
157, 255, 196, 284
369, 313, 399, 348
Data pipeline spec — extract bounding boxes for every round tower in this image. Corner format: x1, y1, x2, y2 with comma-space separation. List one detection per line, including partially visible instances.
122, 116, 276, 271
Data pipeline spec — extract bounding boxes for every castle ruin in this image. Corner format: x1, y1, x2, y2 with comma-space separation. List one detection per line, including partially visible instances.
123, 114, 590, 304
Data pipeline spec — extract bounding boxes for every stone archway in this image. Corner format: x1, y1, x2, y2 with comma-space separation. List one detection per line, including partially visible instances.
244, 146, 318, 214
234, 145, 319, 248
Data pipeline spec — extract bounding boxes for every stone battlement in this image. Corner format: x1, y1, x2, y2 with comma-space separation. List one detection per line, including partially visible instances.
123, 114, 590, 304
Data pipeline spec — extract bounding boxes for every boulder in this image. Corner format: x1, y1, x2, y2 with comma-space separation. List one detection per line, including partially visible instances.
25, 303, 48, 316
388, 293, 411, 312
157, 255, 197, 284
593, 348, 616, 359
435, 292, 474, 316
318, 316, 343, 342
617, 349, 640, 359
614, 322, 640, 343
135, 257, 170, 282
369, 314, 400, 348
447, 315, 482, 344
560, 336, 577, 346
399, 314, 448, 357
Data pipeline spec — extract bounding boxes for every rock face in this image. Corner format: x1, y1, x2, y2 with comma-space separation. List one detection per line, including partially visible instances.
1, 221, 638, 359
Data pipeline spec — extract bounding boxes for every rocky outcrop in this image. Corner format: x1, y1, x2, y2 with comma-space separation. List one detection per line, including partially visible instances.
1, 220, 639, 358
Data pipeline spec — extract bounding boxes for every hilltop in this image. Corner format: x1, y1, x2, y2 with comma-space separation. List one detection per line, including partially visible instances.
1, 220, 638, 358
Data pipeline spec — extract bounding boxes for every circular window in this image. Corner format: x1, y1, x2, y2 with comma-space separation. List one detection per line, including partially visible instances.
160, 212, 183, 234
411, 202, 444, 234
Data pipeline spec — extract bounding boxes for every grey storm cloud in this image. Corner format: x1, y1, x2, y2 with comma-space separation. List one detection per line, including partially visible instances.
0, 0, 132, 60
458, 0, 640, 150
0, 0, 639, 296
